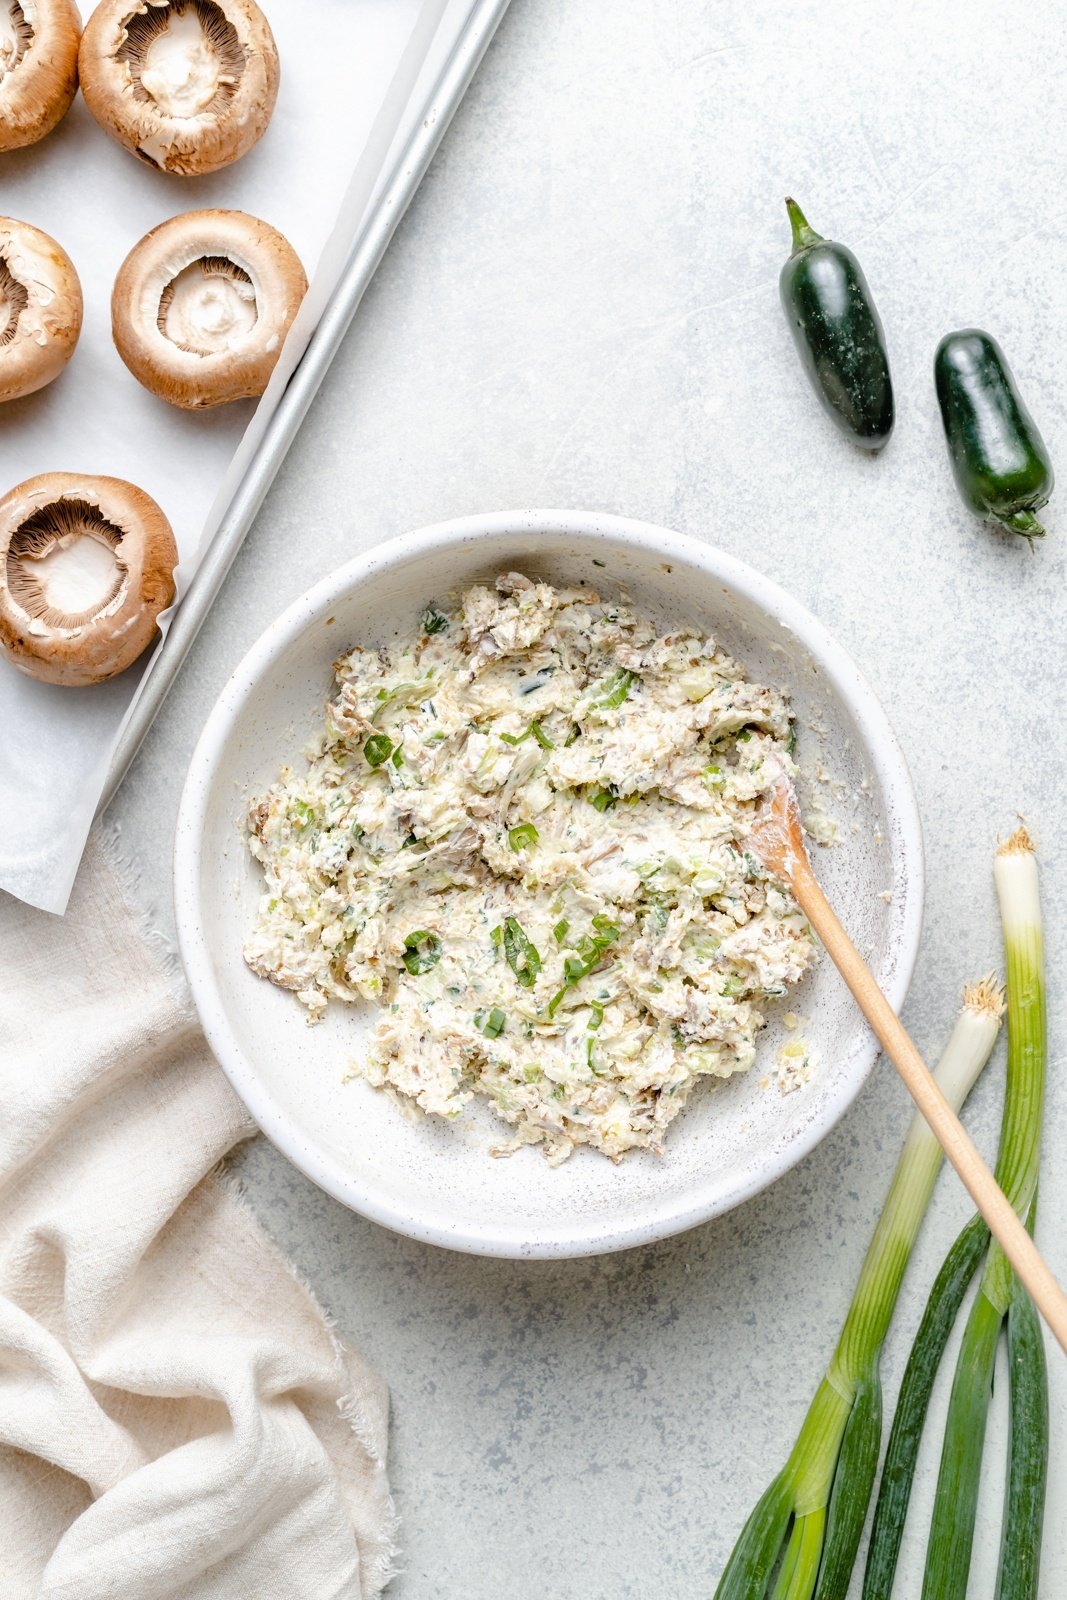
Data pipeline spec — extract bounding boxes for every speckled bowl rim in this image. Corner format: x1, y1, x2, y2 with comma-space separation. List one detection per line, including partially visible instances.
174, 509, 924, 1257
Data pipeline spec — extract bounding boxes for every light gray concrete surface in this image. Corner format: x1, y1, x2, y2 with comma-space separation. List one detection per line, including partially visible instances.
109, 1, 1067, 1593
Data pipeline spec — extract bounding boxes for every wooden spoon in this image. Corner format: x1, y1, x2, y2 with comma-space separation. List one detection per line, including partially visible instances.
749, 777, 1067, 1355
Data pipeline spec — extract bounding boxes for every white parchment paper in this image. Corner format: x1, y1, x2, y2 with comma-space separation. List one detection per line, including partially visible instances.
0, 0, 459, 913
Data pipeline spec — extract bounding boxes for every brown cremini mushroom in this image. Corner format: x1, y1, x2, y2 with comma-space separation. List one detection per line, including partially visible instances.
0, 472, 177, 685
112, 207, 306, 408
79, 0, 279, 175
0, 216, 82, 402
0, 0, 81, 152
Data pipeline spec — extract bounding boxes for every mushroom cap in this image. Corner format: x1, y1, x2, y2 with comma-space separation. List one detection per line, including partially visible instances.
0, 0, 81, 152
0, 216, 83, 403
0, 471, 178, 686
79, 0, 279, 175
112, 207, 307, 408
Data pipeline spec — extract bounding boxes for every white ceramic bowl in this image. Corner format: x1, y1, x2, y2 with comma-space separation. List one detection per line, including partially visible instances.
175, 511, 923, 1257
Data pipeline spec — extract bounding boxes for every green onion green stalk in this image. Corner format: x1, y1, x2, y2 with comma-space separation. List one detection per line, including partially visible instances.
714, 979, 1004, 1600
864, 829, 1049, 1600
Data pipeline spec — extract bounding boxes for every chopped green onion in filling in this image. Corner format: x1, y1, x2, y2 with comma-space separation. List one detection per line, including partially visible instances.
548, 916, 619, 1016
363, 733, 393, 768
478, 1007, 506, 1039
498, 917, 541, 988
594, 669, 637, 709
499, 719, 555, 750
402, 930, 441, 974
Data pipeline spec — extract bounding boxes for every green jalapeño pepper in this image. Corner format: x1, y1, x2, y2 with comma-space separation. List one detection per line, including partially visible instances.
779, 198, 894, 450
934, 329, 1053, 540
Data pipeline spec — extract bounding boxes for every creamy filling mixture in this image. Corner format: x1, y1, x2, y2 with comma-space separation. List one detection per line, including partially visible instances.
158, 256, 257, 355
244, 574, 816, 1164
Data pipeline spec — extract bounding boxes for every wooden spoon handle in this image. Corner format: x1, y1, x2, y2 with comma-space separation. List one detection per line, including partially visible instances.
792, 857, 1067, 1354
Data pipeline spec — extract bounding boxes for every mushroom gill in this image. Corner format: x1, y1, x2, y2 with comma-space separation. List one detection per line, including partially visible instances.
157, 254, 257, 356
118, 0, 245, 121
0, 2, 33, 85
7, 499, 127, 630
0, 251, 29, 348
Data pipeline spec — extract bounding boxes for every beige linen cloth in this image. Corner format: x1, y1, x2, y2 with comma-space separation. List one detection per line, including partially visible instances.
0, 832, 397, 1598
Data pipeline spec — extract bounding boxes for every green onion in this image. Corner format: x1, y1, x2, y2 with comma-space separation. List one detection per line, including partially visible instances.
553, 918, 569, 944
499, 917, 541, 988
500, 720, 554, 750
593, 669, 636, 709
548, 917, 620, 1016
480, 1007, 506, 1039
401, 930, 441, 974
714, 980, 1003, 1600
589, 786, 616, 813
422, 605, 449, 634
508, 823, 539, 852
391, 744, 404, 768
999, 1240, 1049, 1600
919, 830, 1047, 1600
363, 733, 393, 768
862, 1215, 989, 1599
